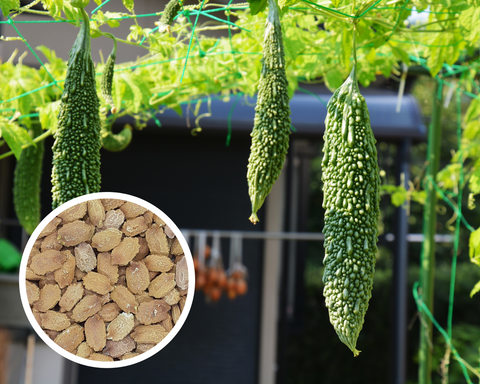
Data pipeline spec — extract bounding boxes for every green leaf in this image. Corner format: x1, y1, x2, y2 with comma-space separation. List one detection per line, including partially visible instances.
324, 68, 344, 91
470, 280, 480, 298
469, 227, 480, 267
330, 0, 341, 7
38, 100, 61, 134
0, 0, 19, 17
248, 0, 267, 16
278, 0, 300, 10
391, 190, 406, 207
390, 44, 410, 66
464, 98, 480, 123
122, 0, 134, 12
1, 120, 34, 160
0, 239, 21, 271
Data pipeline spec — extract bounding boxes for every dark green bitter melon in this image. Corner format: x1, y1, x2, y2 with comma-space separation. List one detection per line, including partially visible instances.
321, 64, 380, 356
51, 0, 101, 209
13, 122, 45, 235
246, 0, 291, 224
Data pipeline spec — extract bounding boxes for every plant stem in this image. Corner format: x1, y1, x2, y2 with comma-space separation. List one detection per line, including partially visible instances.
0, 130, 52, 160
418, 79, 443, 384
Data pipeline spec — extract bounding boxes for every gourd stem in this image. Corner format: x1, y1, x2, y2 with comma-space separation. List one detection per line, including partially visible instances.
352, 23, 357, 82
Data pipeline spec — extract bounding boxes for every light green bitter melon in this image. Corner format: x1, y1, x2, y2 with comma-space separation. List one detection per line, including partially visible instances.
101, 33, 117, 114
51, 0, 101, 209
13, 122, 45, 235
156, 0, 182, 33
321, 47, 380, 356
246, 0, 291, 224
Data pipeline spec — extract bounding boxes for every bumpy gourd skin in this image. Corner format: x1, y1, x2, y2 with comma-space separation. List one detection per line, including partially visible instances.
247, 0, 291, 224
321, 67, 380, 356
101, 36, 116, 113
157, 0, 182, 33
51, 6, 101, 209
13, 122, 44, 235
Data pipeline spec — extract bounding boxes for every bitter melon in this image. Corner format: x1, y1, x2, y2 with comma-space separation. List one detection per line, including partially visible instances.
321, 62, 380, 356
101, 33, 117, 114
156, 0, 182, 33
101, 123, 132, 152
51, 0, 101, 209
246, 0, 291, 224
13, 122, 44, 235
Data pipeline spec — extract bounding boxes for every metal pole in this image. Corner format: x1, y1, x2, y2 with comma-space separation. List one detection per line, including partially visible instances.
418, 80, 443, 384
391, 139, 411, 384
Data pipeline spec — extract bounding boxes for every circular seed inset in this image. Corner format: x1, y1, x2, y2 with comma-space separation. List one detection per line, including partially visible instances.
19, 192, 194, 368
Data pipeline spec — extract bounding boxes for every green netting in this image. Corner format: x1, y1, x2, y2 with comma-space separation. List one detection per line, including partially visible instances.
1, 1, 480, 382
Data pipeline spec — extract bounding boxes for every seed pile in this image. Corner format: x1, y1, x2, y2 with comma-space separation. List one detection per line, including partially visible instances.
25, 199, 189, 361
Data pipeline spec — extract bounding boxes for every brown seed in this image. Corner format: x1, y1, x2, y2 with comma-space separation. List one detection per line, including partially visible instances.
26, 281, 40, 305
83, 272, 113, 295
98, 302, 121, 322
131, 325, 168, 344
39, 217, 62, 238
120, 202, 148, 219
91, 228, 122, 252
58, 221, 94, 247
152, 214, 166, 226
71, 295, 103, 322
89, 353, 113, 362
144, 255, 173, 273
121, 216, 148, 237
54, 250, 76, 289
26, 267, 42, 281
145, 226, 169, 256
85, 314, 106, 351
135, 292, 154, 304
176, 256, 189, 290
143, 211, 153, 225
40, 232, 63, 252
148, 273, 176, 299
160, 313, 173, 332
45, 330, 60, 340
136, 300, 170, 325
179, 296, 187, 312
164, 226, 175, 239
111, 286, 137, 314
126, 261, 150, 294
74, 242, 97, 272
59, 282, 84, 312
34, 284, 61, 312
135, 343, 156, 353
30, 250, 66, 276
172, 304, 181, 324
87, 200, 105, 227
75, 267, 87, 281
107, 312, 135, 341
54, 324, 84, 353
40, 310, 70, 331
97, 252, 119, 285
103, 336, 136, 358
103, 209, 125, 230
57, 202, 87, 223
170, 238, 184, 256
133, 237, 149, 261
111, 237, 140, 266
101, 199, 125, 211
163, 288, 180, 306
77, 342, 93, 358
121, 352, 140, 360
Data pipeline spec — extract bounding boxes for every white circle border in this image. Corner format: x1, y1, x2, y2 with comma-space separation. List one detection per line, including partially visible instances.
19, 192, 195, 369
